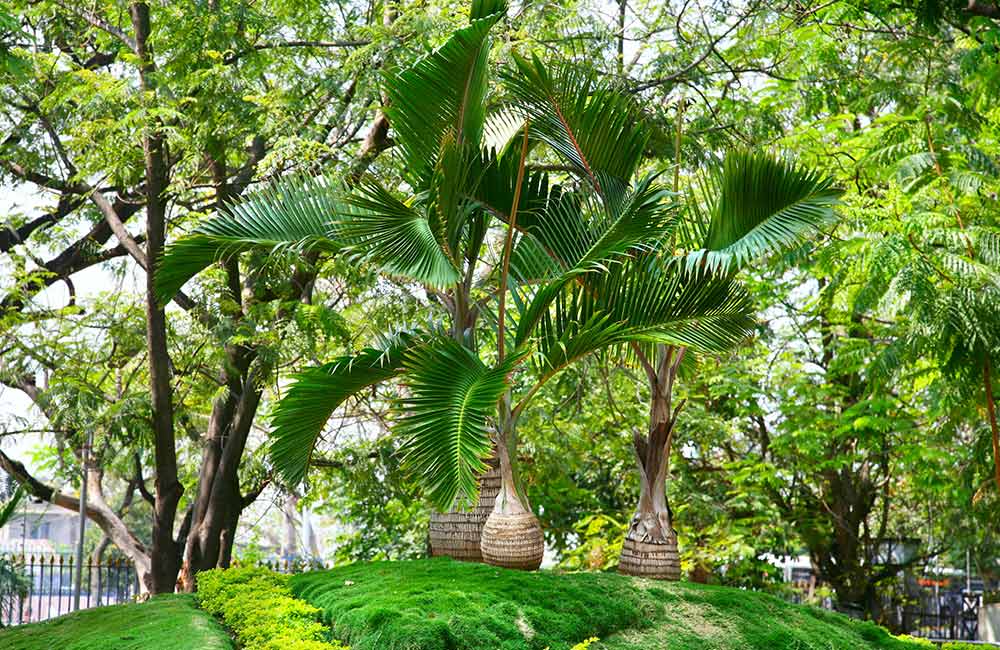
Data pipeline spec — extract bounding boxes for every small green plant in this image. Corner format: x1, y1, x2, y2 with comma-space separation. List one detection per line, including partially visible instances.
893, 635, 934, 647
197, 566, 348, 650
941, 643, 983, 650
559, 514, 626, 571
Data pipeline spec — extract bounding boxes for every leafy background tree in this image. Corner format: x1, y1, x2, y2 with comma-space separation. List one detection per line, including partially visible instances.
0, 0, 998, 630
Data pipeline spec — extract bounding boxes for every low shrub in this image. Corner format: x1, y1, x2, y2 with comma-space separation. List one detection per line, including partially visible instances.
893, 635, 933, 647
892, 635, 980, 650
197, 566, 348, 650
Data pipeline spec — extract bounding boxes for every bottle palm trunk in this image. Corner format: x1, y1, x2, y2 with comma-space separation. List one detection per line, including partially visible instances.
429, 459, 501, 562
619, 376, 681, 580
480, 427, 543, 570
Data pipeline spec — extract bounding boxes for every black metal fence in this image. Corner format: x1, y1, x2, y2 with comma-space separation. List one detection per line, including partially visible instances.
0, 554, 138, 626
784, 577, 985, 642
894, 591, 982, 641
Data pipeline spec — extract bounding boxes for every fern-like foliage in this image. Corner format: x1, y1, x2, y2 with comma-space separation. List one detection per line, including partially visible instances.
398, 338, 521, 509
269, 331, 417, 486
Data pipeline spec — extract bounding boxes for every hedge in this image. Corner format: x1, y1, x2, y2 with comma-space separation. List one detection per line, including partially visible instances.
197, 566, 348, 650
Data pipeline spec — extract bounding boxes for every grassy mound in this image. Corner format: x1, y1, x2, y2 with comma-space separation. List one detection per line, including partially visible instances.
289, 558, 924, 650
0, 594, 233, 650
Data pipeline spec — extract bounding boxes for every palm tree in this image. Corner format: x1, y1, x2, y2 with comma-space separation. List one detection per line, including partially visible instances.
154, 1, 773, 570
612, 151, 842, 579
156, 0, 513, 563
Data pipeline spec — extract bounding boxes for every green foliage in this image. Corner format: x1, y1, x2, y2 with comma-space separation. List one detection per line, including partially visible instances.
398, 339, 521, 509
269, 331, 416, 487
0, 594, 232, 649
502, 54, 648, 189
197, 566, 347, 650
385, 2, 505, 186
692, 151, 843, 274
301, 437, 429, 564
289, 559, 929, 650
155, 175, 346, 304
290, 558, 647, 650
558, 513, 626, 571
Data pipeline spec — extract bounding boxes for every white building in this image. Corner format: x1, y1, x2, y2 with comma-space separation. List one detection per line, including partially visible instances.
0, 500, 79, 556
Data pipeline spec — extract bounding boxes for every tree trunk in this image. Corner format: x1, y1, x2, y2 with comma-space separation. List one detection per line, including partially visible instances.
619, 378, 681, 580
429, 458, 501, 562
480, 425, 543, 571
129, 1, 183, 595
618, 428, 680, 579
179, 377, 261, 590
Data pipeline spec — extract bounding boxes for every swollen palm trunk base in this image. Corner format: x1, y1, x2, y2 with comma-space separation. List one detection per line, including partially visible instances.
618, 527, 681, 580
429, 464, 502, 561
480, 511, 544, 570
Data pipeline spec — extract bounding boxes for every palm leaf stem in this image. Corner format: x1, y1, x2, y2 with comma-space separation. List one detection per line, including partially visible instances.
498, 121, 531, 363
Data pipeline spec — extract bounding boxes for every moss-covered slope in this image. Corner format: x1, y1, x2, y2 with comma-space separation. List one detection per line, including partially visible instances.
290, 558, 924, 650
0, 594, 233, 650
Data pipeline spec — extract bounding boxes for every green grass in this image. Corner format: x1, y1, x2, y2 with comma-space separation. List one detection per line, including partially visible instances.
289, 558, 927, 650
0, 594, 234, 650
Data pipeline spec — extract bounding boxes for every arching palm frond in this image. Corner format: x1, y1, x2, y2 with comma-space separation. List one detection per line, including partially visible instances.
386, 2, 506, 188
398, 338, 520, 509
508, 256, 754, 416
511, 178, 678, 346
269, 331, 417, 487
340, 180, 461, 287
688, 151, 842, 274
156, 174, 345, 304
502, 54, 648, 196
527, 256, 755, 373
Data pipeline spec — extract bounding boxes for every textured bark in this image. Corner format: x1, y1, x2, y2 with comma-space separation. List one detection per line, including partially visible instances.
429, 460, 500, 562
619, 346, 684, 580
179, 371, 262, 590
131, 1, 183, 594
480, 425, 543, 571
619, 439, 680, 580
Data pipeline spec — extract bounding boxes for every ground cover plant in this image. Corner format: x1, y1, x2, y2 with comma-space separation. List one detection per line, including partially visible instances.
289, 558, 932, 650
197, 566, 347, 650
0, 594, 232, 650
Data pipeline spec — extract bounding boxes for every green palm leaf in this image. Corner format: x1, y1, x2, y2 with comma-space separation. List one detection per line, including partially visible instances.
512, 177, 677, 346
386, 3, 506, 187
156, 175, 344, 305
502, 54, 648, 194
689, 151, 842, 274
529, 256, 755, 374
398, 338, 519, 509
341, 180, 461, 287
269, 331, 416, 487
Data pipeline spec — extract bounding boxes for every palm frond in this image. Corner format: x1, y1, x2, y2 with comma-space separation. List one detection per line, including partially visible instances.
512, 177, 677, 344
156, 175, 344, 304
520, 255, 754, 381
385, 5, 506, 187
689, 151, 842, 274
398, 338, 519, 509
269, 331, 416, 487
340, 181, 461, 287
502, 54, 648, 194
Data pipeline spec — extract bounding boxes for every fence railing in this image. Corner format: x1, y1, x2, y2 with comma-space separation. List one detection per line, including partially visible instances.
895, 592, 982, 641
0, 554, 137, 626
